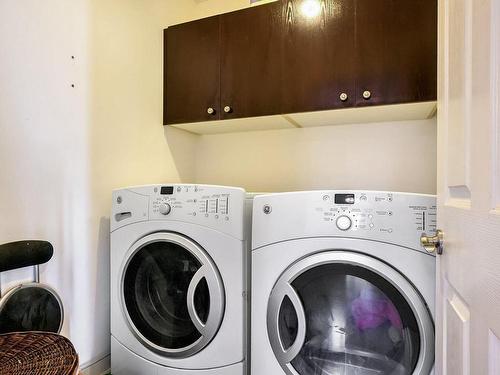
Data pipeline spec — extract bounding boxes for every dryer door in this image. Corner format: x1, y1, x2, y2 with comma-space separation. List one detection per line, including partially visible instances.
120, 232, 225, 358
267, 251, 434, 375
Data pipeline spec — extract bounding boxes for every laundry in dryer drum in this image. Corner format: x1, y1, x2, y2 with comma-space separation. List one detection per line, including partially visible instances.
351, 288, 402, 331
279, 270, 417, 375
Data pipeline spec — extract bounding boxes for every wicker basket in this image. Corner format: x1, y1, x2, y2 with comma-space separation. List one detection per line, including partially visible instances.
0, 332, 79, 375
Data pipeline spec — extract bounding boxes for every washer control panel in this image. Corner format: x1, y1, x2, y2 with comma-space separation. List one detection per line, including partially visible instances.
150, 186, 233, 220
253, 190, 437, 252
111, 184, 245, 238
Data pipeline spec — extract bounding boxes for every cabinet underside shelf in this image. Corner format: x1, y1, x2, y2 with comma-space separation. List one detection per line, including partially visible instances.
169, 101, 437, 135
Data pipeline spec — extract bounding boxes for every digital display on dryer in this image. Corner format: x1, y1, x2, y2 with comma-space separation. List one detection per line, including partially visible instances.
335, 194, 355, 204
160, 186, 174, 195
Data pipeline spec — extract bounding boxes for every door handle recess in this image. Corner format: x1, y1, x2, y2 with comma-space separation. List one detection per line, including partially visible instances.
420, 229, 444, 254
115, 212, 132, 222
267, 283, 306, 364
187, 264, 225, 338
187, 267, 207, 335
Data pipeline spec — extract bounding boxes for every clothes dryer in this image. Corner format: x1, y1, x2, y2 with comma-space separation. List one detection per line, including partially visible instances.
251, 191, 436, 375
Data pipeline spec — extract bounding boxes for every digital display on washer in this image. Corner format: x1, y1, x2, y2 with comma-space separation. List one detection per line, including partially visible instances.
335, 194, 355, 204
160, 186, 174, 195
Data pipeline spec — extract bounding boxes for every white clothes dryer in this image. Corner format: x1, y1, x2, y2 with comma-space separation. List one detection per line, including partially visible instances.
251, 191, 436, 375
111, 184, 250, 375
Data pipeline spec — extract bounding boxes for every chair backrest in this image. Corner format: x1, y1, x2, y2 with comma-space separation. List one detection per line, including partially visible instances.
0, 240, 53, 273
0, 240, 63, 335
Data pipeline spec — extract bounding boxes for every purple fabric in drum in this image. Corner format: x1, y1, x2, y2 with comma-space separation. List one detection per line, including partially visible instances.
351, 290, 403, 331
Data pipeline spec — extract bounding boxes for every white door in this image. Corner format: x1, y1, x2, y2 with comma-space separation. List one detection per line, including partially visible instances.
436, 0, 500, 373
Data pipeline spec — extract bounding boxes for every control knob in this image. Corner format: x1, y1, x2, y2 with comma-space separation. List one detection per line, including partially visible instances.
336, 215, 352, 231
159, 203, 172, 216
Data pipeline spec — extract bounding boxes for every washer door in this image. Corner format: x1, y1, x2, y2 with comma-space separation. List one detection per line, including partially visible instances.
267, 251, 434, 375
121, 232, 225, 358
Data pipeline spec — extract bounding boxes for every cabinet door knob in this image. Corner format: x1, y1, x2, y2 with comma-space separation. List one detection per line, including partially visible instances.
339, 92, 348, 102
207, 107, 215, 115
223, 106, 232, 113
362, 90, 372, 100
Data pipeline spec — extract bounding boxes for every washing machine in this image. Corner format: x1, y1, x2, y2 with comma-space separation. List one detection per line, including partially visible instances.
251, 191, 436, 375
111, 184, 250, 375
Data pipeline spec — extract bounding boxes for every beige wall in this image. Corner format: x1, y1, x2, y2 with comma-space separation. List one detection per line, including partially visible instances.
86, 0, 198, 366
194, 119, 437, 194
190, 0, 275, 19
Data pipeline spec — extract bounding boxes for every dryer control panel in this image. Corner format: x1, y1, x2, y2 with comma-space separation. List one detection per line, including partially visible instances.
252, 191, 437, 253
111, 184, 245, 238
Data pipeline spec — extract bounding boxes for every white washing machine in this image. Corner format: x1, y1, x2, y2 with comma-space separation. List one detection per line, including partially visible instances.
251, 191, 436, 375
111, 184, 250, 375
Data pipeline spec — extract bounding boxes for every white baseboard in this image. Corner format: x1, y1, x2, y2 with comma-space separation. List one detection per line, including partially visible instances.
80, 354, 110, 375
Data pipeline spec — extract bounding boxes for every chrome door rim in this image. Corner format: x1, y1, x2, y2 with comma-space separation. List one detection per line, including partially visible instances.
267, 250, 434, 375
119, 232, 225, 358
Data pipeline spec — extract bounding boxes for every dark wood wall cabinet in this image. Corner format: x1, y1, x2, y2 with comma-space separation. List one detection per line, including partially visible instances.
164, 0, 437, 133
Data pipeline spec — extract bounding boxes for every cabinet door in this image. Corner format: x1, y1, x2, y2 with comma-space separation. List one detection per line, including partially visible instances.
281, 0, 356, 114
220, 2, 284, 120
164, 16, 220, 125
355, 0, 437, 107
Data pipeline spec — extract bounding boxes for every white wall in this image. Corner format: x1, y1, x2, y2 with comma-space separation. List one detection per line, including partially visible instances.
0, 3, 93, 364
0, 0, 197, 369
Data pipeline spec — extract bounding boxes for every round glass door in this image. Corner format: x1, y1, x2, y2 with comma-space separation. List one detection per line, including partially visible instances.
122, 233, 224, 358
268, 251, 434, 375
